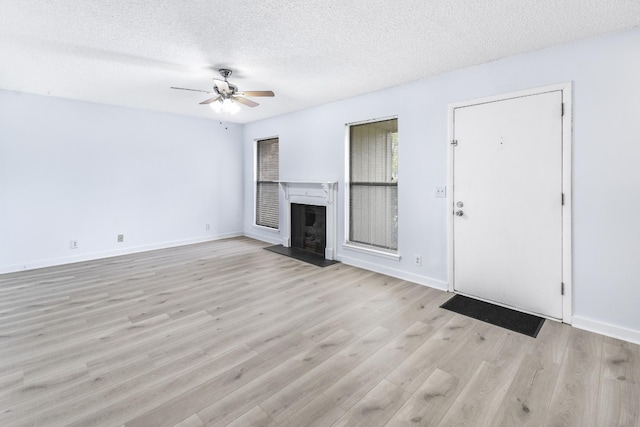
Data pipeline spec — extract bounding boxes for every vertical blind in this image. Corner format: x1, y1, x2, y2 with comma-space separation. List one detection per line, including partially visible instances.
349, 119, 398, 251
256, 138, 279, 229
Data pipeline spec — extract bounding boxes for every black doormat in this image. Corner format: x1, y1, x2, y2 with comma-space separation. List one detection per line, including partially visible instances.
440, 294, 545, 338
264, 245, 339, 268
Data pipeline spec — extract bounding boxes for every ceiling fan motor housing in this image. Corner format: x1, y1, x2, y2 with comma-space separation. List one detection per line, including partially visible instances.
213, 84, 238, 98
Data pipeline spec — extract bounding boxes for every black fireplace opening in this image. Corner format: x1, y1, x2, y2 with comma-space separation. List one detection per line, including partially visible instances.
264, 202, 337, 267
291, 204, 326, 256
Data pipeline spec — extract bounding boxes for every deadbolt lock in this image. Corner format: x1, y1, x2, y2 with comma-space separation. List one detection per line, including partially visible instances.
456, 201, 464, 208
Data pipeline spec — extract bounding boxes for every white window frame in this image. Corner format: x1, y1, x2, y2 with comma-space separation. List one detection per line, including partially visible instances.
344, 116, 400, 260
254, 136, 280, 231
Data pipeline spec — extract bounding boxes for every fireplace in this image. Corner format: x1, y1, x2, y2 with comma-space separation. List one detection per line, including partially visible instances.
291, 204, 326, 255
279, 181, 337, 260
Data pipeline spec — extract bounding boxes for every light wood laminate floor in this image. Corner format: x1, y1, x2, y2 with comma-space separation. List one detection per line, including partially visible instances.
1, 237, 638, 426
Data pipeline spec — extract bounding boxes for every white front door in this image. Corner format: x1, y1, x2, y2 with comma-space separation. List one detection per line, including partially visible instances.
452, 90, 564, 319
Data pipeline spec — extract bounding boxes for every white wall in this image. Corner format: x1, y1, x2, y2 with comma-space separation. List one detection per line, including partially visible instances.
0, 90, 244, 272
243, 28, 640, 343
2, 28, 638, 343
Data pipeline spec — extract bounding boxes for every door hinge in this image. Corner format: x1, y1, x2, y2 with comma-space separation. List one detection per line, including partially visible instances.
562, 193, 564, 205
451, 139, 458, 146
561, 103, 564, 116
561, 282, 565, 295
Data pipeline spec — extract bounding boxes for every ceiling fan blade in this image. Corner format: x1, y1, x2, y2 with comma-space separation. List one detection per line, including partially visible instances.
170, 87, 211, 93
213, 79, 230, 93
199, 95, 221, 105
232, 96, 259, 107
239, 90, 275, 97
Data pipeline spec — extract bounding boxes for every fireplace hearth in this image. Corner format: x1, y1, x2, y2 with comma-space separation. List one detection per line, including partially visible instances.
264, 244, 338, 267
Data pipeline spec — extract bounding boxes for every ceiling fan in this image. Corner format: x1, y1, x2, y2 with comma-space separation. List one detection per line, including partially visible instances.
171, 69, 274, 113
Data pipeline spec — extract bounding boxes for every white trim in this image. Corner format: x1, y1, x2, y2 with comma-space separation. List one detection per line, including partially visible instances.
252, 224, 280, 233
254, 136, 280, 229
278, 180, 337, 186
344, 116, 400, 255
561, 84, 573, 324
0, 232, 243, 274
278, 181, 337, 205
337, 252, 448, 290
447, 82, 573, 324
244, 230, 282, 246
279, 181, 338, 260
253, 139, 258, 226
573, 315, 640, 345
448, 83, 571, 110
344, 124, 351, 250
342, 243, 400, 261
346, 114, 399, 127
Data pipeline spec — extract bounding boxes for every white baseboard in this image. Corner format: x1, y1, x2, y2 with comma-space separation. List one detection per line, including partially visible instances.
243, 230, 282, 246
337, 253, 448, 291
242, 235, 448, 291
0, 232, 243, 274
572, 315, 640, 345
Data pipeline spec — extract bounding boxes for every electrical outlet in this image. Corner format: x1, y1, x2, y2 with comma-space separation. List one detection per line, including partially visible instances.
206, 224, 211, 231
414, 254, 422, 266
434, 186, 446, 198
70, 240, 78, 249
117, 234, 124, 243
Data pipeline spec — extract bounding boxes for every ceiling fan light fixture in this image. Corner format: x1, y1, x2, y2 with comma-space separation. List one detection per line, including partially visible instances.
210, 99, 223, 113
222, 98, 240, 114
209, 97, 240, 114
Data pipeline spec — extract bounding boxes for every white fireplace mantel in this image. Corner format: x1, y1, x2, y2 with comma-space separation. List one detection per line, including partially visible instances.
279, 181, 338, 260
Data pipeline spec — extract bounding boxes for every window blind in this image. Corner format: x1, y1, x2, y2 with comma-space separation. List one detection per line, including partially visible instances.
349, 119, 398, 251
256, 138, 279, 229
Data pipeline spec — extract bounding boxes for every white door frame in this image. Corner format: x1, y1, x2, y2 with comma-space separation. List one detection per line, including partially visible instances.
447, 82, 573, 324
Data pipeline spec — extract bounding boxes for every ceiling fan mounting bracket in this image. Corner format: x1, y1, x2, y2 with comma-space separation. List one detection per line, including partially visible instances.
219, 69, 232, 80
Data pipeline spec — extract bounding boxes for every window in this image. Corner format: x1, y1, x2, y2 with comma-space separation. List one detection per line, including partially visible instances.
348, 118, 398, 252
256, 137, 279, 229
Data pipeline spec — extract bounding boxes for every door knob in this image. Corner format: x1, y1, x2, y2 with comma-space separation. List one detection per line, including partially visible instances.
455, 210, 464, 216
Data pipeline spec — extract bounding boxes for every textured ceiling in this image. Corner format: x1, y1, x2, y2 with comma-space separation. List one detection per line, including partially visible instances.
1, 1, 639, 124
